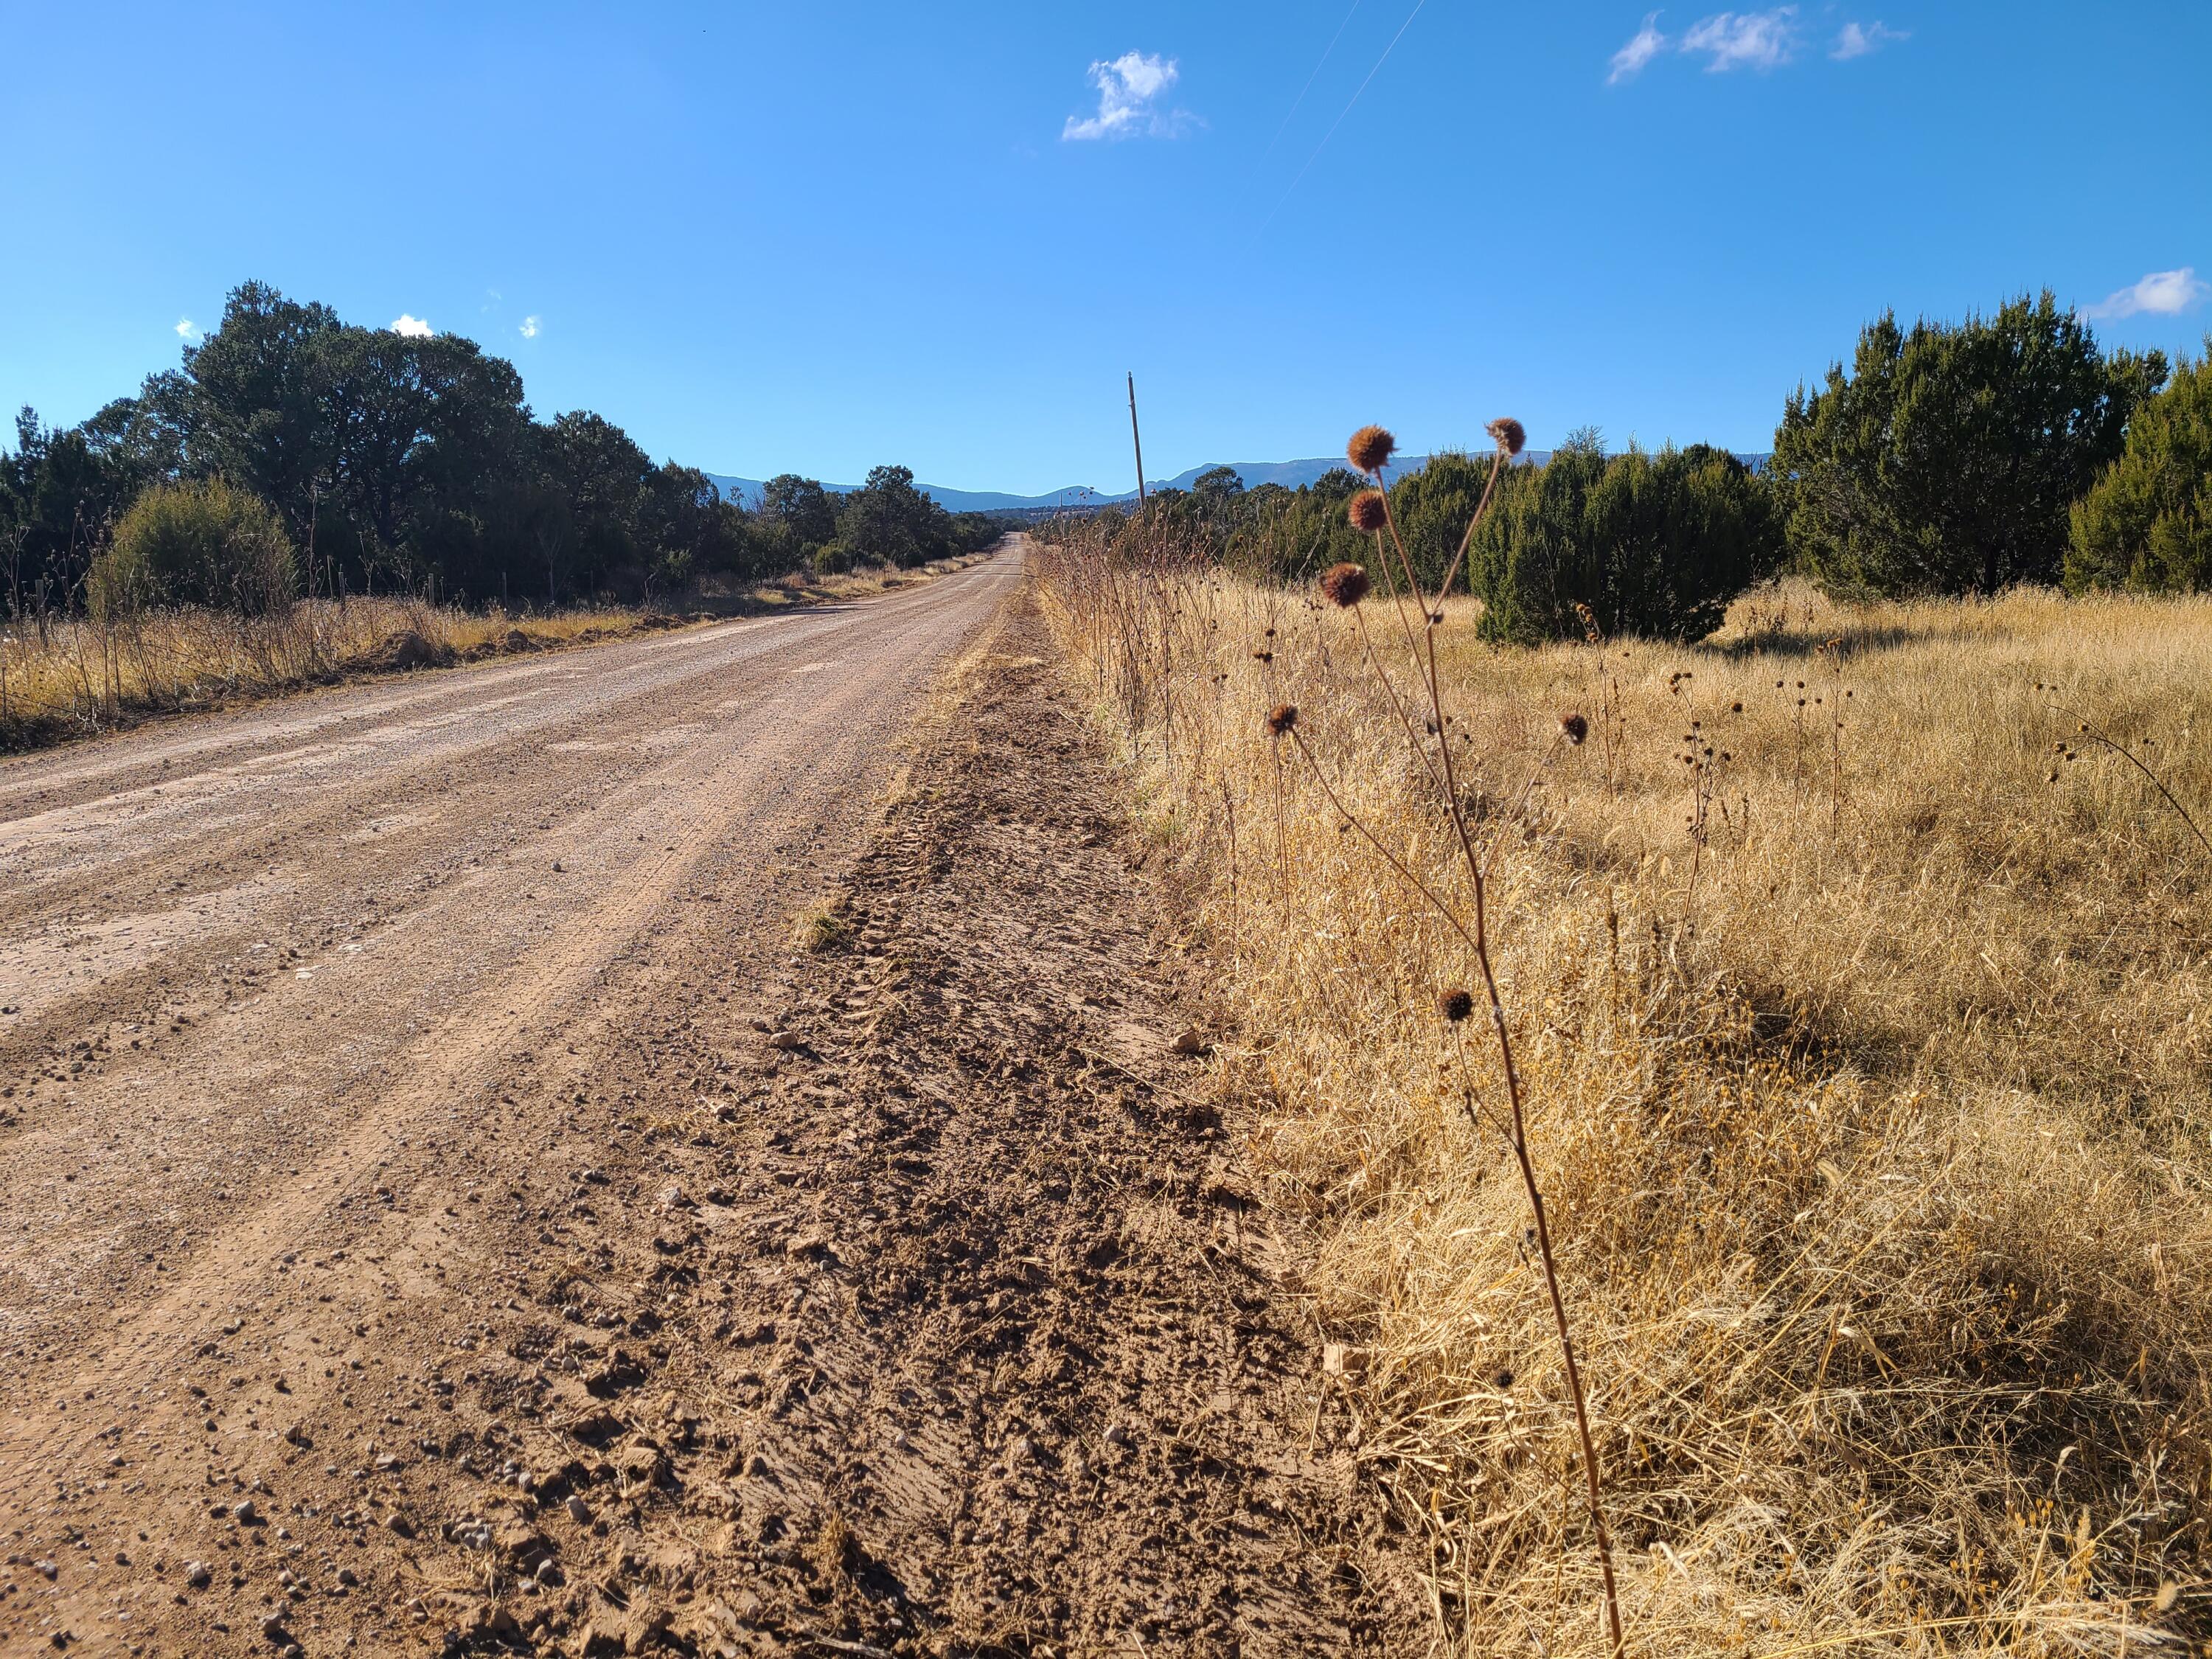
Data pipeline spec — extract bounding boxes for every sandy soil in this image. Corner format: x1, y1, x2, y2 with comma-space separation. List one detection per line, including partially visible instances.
0, 552, 1409, 1656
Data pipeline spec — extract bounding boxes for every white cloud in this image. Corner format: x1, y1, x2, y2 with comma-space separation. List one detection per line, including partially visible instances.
1608, 13, 1670, 83
518, 316, 541, 339
1831, 20, 1905, 58
174, 318, 196, 340
1062, 51, 1192, 141
1680, 7, 1800, 72
389, 314, 434, 338
2081, 268, 2212, 321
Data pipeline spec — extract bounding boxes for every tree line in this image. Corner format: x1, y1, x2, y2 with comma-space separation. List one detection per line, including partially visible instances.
1, 281, 1001, 619
1066, 291, 2211, 641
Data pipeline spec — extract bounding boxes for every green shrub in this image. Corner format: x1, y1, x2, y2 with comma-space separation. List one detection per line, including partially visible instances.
1773, 292, 2166, 597
2066, 338, 2212, 594
91, 478, 296, 618
1467, 442, 1780, 643
1388, 451, 1498, 590
810, 541, 854, 577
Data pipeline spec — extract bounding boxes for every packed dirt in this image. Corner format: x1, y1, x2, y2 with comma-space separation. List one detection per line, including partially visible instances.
0, 549, 1413, 1655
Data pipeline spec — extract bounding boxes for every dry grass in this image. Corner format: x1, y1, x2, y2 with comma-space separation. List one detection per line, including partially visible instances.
729, 552, 990, 610
1035, 532, 2212, 1657
0, 595, 655, 749
0, 550, 997, 751
791, 896, 855, 953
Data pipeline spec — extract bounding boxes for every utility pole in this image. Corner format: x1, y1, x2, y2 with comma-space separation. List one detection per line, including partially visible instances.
1127, 372, 1147, 511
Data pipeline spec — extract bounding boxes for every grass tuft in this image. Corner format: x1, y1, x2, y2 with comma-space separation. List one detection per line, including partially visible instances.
792, 899, 852, 954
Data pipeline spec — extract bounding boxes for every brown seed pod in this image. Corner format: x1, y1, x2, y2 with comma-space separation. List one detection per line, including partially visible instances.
1346, 490, 1389, 533
1265, 703, 1298, 737
1486, 417, 1527, 457
1347, 425, 1397, 474
1438, 988, 1475, 1023
1560, 712, 1588, 745
1318, 561, 1371, 607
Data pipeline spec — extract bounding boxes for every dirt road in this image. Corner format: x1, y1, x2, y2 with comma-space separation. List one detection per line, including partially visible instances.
0, 554, 1401, 1655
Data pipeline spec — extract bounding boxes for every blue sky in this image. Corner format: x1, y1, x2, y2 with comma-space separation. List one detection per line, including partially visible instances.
1, 1, 2207, 494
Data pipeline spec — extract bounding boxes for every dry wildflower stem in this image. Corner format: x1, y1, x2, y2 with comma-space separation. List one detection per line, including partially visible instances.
2051, 703, 2212, 864
1346, 427, 1625, 1656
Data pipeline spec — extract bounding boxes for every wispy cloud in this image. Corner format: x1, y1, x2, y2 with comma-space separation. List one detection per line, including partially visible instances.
389, 314, 434, 338
174, 318, 197, 340
1611, 7, 1902, 80
1680, 7, 1800, 72
1831, 20, 1905, 58
1608, 13, 1669, 83
518, 316, 541, 339
2081, 268, 2211, 321
1062, 51, 1194, 141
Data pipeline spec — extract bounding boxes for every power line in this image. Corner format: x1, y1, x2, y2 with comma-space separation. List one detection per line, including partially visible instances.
1262, 0, 1364, 161
1263, 0, 1430, 229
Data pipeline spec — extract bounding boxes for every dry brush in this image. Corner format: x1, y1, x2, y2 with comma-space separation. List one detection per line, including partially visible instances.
1032, 442, 2212, 1658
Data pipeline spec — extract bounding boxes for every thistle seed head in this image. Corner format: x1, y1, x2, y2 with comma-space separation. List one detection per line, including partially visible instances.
1266, 703, 1298, 737
1318, 561, 1371, 607
1560, 712, 1588, 745
1347, 425, 1397, 475
1438, 988, 1475, 1023
1347, 490, 1388, 533
1486, 417, 1527, 457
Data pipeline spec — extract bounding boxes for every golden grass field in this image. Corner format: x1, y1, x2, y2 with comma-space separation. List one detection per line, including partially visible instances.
1035, 531, 2212, 1657
0, 553, 988, 748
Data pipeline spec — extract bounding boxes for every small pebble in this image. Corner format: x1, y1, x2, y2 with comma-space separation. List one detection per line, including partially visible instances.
229, 1500, 256, 1523
184, 1561, 212, 1588
565, 1495, 592, 1525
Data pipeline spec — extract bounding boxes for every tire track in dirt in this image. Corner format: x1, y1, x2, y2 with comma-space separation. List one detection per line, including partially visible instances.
0, 555, 1020, 1654
575, 594, 1418, 1655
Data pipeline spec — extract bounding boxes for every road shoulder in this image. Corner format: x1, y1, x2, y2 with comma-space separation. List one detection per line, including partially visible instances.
577, 584, 1413, 1653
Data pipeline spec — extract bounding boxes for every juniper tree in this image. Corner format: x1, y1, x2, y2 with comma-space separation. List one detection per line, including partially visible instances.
1773, 292, 2166, 597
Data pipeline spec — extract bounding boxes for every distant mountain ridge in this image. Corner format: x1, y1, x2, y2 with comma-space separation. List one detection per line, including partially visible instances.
706, 450, 1767, 516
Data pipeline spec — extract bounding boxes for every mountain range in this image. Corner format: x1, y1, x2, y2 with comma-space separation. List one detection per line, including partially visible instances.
706, 450, 1766, 515
702, 456, 1447, 515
